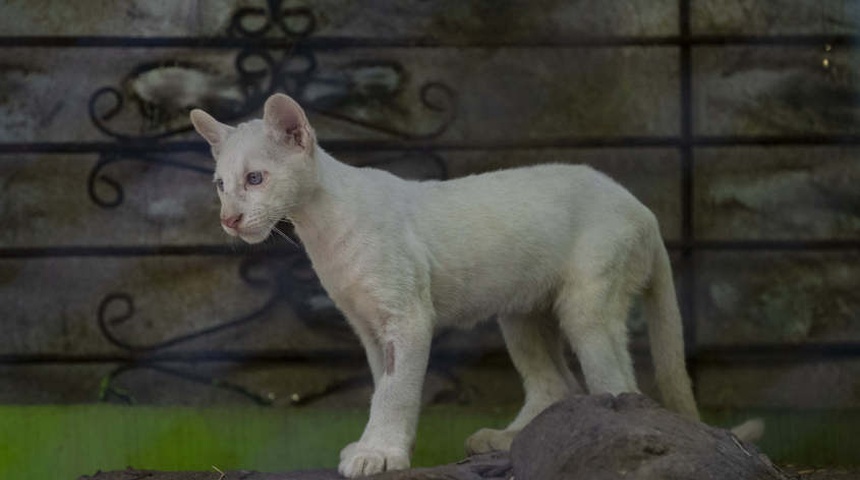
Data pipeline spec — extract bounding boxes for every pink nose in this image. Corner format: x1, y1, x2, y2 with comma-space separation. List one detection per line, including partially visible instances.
221, 214, 243, 229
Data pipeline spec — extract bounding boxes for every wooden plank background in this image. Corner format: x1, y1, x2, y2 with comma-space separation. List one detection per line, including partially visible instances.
1, 0, 859, 414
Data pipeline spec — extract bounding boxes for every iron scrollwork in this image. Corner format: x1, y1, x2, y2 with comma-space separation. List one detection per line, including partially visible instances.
227, 0, 316, 39
282, 50, 458, 141
89, 48, 282, 142
96, 252, 353, 405
87, 0, 457, 146
89, 1, 461, 406
87, 151, 214, 208
97, 253, 342, 354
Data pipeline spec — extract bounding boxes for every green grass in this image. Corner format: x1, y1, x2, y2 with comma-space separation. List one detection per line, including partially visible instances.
0, 405, 856, 480
0, 405, 513, 480
704, 409, 860, 467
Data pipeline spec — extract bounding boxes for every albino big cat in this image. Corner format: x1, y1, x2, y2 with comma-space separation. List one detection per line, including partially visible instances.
190, 93, 761, 478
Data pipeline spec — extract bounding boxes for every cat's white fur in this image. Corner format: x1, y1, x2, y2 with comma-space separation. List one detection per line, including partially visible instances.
190, 94, 761, 478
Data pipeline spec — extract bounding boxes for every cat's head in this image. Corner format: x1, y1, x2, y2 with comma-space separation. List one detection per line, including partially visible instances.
190, 94, 317, 244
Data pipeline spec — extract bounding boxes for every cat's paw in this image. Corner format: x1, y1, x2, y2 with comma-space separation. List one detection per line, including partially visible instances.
465, 428, 518, 455
338, 442, 410, 478
339, 441, 359, 462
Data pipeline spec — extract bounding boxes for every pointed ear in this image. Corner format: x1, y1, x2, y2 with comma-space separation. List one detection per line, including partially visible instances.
189, 109, 232, 147
263, 93, 314, 150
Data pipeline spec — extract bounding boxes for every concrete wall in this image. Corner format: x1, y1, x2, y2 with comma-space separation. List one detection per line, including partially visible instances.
1, 0, 858, 411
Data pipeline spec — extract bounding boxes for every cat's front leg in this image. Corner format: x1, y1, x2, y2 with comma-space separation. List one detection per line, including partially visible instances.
338, 307, 433, 478
352, 321, 385, 386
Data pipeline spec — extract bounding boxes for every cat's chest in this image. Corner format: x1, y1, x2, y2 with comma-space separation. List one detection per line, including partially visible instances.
301, 229, 390, 321
311, 246, 374, 296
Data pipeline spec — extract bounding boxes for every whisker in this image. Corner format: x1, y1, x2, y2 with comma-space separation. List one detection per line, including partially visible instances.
216, 204, 301, 248
271, 226, 288, 240
273, 225, 300, 248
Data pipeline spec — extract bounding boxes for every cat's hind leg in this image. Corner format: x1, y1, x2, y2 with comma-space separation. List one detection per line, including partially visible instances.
554, 251, 640, 396
465, 310, 581, 454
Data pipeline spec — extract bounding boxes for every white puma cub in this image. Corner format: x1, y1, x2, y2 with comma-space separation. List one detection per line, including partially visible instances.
191, 94, 759, 478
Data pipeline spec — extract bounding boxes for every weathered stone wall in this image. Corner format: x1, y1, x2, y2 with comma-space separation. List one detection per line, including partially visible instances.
1, 0, 858, 415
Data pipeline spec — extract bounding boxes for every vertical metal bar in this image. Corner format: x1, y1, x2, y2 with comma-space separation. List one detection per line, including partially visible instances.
678, 0, 698, 394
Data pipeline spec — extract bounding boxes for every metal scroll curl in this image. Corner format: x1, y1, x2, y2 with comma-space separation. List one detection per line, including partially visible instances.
95, 252, 358, 406
87, 148, 447, 209
98, 361, 278, 406
96, 253, 343, 354
88, 1, 312, 141
94, 236, 471, 407
86, 2, 458, 213
88, 49, 281, 142
89, 51, 458, 143
88, 0, 458, 143
228, 0, 315, 39
87, 151, 214, 208
281, 49, 458, 140
88, 1, 463, 406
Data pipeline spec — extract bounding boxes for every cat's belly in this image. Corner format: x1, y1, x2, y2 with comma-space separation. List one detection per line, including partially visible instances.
429, 262, 559, 328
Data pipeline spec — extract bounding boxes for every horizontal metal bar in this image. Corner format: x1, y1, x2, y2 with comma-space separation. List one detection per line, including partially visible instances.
6, 134, 860, 155
0, 35, 676, 49
665, 240, 860, 251
1, 342, 858, 366
0, 349, 510, 366
693, 343, 860, 364
0, 138, 682, 155
688, 34, 857, 48
1, 240, 857, 259
0, 245, 300, 258
0, 141, 208, 154
0, 34, 853, 49
695, 135, 860, 147
0, 350, 364, 365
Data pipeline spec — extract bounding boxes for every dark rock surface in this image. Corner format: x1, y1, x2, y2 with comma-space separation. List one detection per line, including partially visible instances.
511, 393, 784, 480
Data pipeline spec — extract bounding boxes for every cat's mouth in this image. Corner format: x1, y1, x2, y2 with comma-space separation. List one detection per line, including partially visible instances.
237, 226, 272, 244
222, 224, 272, 244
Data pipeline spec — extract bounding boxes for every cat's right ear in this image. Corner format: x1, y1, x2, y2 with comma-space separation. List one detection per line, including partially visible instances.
263, 93, 314, 151
189, 109, 232, 147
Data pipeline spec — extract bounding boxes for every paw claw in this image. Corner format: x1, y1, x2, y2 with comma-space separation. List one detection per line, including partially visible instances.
465, 428, 518, 455
338, 442, 409, 478
340, 441, 359, 462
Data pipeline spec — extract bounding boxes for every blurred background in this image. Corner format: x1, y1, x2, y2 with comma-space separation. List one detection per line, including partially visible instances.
0, 0, 858, 478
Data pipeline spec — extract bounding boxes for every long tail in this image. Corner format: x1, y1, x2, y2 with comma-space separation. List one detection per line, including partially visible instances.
644, 241, 764, 442
643, 243, 699, 421
731, 418, 765, 442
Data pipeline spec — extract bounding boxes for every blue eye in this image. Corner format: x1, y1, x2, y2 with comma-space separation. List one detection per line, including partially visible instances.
246, 171, 264, 185
215, 179, 224, 191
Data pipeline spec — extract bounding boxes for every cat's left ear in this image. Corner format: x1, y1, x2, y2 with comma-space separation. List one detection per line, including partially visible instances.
189, 109, 233, 147
263, 93, 315, 151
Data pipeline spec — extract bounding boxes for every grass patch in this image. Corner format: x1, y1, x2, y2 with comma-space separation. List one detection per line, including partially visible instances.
0, 404, 513, 479
704, 408, 860, 467
0, 404, 856, 479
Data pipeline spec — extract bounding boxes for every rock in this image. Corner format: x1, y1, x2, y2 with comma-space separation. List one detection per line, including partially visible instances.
511, 393, 785, 480
369, 452, 511, 480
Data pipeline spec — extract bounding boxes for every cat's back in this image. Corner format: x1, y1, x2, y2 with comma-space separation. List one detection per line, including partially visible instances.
406, 163, 648, 323
410, 162, 654, 246
424, 162, 633, 210
441, 163, 605, 188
